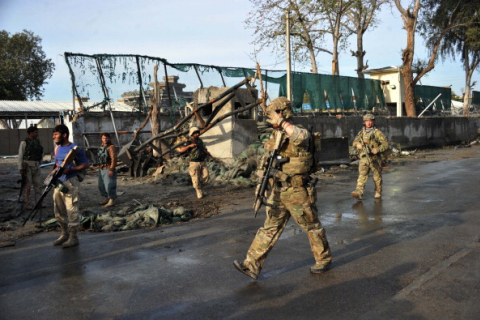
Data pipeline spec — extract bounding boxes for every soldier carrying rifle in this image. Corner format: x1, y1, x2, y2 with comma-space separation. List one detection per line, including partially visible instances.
49, 125, 89, 248
233, 97, 332, 280
351, 114, 389, 200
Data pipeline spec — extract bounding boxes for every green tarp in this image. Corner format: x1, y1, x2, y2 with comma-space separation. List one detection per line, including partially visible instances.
472, 91, 480, 105
414, 85, 452, 111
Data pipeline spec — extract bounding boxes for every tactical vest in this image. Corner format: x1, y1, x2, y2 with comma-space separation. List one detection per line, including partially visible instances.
356, 127, 384, 160
265, 130, 313, 176
23, 138, 43, 161
189, 138, 207, 162
360, 128, 380, 149
97, 145, 111, 164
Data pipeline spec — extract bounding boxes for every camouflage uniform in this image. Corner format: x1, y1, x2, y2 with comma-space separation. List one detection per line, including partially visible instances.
352, 116, 388, 199
237, 98, 332, 278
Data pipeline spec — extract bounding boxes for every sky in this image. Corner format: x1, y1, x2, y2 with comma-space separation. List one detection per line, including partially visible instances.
1, 0, 478, 101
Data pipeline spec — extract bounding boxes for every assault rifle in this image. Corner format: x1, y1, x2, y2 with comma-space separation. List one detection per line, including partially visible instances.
17, 163, 27, 203
253, 132, 288, 217
22, 146, 79, 226
359, 137, 372, 166
13, 164, 28, 217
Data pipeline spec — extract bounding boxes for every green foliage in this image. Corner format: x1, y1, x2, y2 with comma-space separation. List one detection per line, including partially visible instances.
419, 0, 480, 110
0, 30, 55, 100
419, 0, 480, 61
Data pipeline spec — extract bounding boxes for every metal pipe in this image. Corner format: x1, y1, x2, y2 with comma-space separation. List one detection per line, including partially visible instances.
135, 56, 149, 112
418, 93, 442, 117
163, 63, 173, 108
95, 57, 121, 147
132, 77, 251, 153
193, 65, 204, 89
218, 68, 226, 87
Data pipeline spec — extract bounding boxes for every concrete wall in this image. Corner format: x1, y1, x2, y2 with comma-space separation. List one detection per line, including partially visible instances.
3, 114, 478, 157
65, 112, 173, 149
295, 115, 478, 150
194, 87, 258, 161
0, 128, 55, 157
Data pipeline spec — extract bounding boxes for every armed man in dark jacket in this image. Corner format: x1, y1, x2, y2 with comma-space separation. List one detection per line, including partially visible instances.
97, 133, 118, 207
18, 125, 44, 210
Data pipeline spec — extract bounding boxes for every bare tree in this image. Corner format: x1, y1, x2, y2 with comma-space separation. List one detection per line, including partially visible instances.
394, 0, 474, 117
246, 0, 331, 73
346, 0, 388, 78
419, 0, 480, 116
320, 0, 356, 75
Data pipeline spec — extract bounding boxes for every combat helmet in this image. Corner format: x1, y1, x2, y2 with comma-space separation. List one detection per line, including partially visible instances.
189, 127, 200, 136
267, 97, 294, 119
363, 114, 375, 121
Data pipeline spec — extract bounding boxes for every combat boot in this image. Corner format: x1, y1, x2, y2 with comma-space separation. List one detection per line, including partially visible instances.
310, 261, 332, 274
103, 199, 115, 207
53, 223, 69, 246
233, 260, 258, 280
374, 192, 381, 199
351, 191, 362, 200
196, 189, 204, 199
62, 226, 79, 248
99, 197, 109, 205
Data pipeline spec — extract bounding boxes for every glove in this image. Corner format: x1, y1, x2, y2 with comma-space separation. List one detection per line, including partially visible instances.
371, 148, 379, 154
266, 110, 283, 126
356, 143, 363, 150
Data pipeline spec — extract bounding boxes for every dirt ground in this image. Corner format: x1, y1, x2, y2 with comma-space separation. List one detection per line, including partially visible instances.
1, 141, 479, 247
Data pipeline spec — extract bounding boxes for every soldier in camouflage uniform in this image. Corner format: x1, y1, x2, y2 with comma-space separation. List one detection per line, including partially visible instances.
233, 97, 332, 280
351, 114, 389, 200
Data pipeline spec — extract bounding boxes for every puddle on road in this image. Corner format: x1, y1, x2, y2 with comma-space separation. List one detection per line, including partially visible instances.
167, 256, 198, 266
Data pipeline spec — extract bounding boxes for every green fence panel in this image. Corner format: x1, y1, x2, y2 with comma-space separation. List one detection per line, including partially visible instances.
280, 72, 384, 111
472, 91, 480, 105
414, 85, 452, 111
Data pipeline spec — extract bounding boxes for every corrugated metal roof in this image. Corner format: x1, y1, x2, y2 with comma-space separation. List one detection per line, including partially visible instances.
363, 66, 401, 74
0, 100, 136, 113
0, 101, 72, 113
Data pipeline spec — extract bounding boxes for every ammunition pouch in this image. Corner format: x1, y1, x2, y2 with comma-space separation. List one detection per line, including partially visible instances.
281, 155, 312, 175
305, 176, 318, 204
275, 174, 305, 189
54, 181, 69, 193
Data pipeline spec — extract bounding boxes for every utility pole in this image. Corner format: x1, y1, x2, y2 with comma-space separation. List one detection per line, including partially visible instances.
286, 10, 292, 102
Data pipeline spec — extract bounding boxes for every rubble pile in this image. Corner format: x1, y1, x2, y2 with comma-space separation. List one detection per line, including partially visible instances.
153, 122, 274, 187
79, 202, 194, 231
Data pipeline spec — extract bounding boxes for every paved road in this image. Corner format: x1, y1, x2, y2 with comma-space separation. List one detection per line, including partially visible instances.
1, 148, 480, 320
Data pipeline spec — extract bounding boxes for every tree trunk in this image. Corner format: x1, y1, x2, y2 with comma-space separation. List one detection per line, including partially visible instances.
402, 16, 417, 117
308, 46, 318, 73
355, 27, 365, 78
151, 65, 162, 159
463, 64, 475, 117
332, 18, 341, 76
463, 80, 471, 117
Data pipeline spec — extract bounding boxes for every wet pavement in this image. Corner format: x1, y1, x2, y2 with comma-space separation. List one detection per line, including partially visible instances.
1, 150, 480, 320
